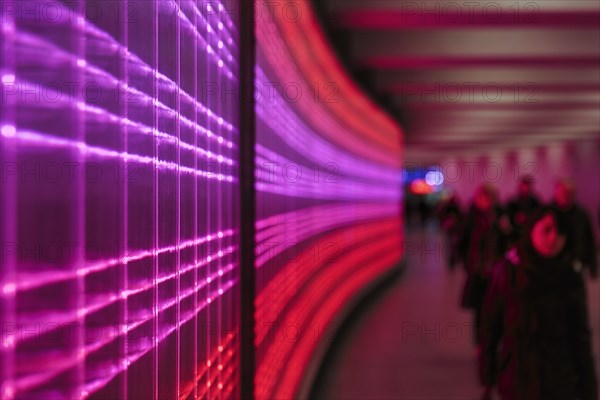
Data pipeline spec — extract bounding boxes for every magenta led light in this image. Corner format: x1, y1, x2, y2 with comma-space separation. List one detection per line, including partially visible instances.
0, 1, 241, 399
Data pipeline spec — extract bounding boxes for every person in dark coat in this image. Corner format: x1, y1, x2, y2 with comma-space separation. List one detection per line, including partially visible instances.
459, 184, 508, 342
479, 207, 597, 400
437, 192, 463, 269
550, 179, 597, 279
505, 175, 541, 245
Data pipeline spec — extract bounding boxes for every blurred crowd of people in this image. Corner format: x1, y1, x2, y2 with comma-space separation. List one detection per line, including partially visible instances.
436, 177, 598, 400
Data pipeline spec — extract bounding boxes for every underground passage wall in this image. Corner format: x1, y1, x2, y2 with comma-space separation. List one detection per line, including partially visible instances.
0, 0, 404, 399
253, 1, 403, 398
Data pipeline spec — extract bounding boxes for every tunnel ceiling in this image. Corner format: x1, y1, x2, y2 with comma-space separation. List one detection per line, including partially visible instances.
315, 0, 600, 162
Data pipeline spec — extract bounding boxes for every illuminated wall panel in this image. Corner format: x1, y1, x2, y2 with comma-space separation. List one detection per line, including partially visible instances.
0, 1, 240, 399
254, 1, 404, 398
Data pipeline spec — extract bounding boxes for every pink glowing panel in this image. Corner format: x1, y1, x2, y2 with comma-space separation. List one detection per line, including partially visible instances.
0, 1, 240, 399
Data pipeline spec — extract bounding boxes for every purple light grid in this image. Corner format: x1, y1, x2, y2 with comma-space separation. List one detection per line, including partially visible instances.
0, 1, 240, 399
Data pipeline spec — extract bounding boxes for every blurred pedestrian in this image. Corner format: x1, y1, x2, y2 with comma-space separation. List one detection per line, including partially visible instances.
417, 196, 429, 227
437, 191, 463, 269
506, 175, 541, 245
479, 207, 597, 400
459, 184, 508, 342
550, 179, 597, 279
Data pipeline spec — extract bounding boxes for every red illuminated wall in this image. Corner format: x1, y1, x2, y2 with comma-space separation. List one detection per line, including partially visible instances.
253, 1, 404, 399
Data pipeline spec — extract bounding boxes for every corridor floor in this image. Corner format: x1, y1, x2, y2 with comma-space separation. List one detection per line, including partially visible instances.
311, 227, 600, 400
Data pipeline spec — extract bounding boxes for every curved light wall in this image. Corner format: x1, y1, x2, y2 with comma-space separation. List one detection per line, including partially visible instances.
0, 1, 240, 399
0, 1, 403, 399
254, 1, 404, 399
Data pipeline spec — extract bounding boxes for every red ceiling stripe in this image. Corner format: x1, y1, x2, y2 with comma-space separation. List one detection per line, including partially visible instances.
333, 10, 600, 30
363, 56, 600, 69
402, 102, 600, 111
387, 83, 600, 94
